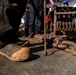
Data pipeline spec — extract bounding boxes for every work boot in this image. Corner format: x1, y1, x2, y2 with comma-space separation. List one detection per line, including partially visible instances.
0, 44, 31, 61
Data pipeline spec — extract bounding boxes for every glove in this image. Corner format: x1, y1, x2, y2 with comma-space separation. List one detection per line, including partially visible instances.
46, 15, 51, 23
52, 5, 57, 10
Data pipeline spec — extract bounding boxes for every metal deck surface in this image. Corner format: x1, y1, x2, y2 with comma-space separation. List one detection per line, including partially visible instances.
0, 37, 76, 75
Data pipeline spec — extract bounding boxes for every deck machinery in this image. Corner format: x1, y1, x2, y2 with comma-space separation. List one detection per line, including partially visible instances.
43, 7, 76, 55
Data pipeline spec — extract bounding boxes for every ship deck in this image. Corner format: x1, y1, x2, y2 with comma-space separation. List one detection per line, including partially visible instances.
0, 37, 76, 75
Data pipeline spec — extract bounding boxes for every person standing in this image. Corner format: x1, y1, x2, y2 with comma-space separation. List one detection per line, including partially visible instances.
62, 0, 69, 7
28, 0, 55, 38
0, 0, 31, 61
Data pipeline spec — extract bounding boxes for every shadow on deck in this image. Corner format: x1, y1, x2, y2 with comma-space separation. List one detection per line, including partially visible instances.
0, 37, 76, 75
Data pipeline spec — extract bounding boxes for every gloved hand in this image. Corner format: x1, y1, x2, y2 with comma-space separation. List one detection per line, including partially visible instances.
46, 15, 51, 23
52, 5, 57, 10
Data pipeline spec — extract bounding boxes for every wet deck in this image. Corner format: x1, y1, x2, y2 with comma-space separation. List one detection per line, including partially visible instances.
0, 37, 76, 75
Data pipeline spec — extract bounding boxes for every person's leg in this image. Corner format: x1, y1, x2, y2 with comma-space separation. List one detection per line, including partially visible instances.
28, 0, 36, 37
24, 12, 29, 36
22, 3, 30, 37
7, 0, 30, 46
35, 0, 43, 34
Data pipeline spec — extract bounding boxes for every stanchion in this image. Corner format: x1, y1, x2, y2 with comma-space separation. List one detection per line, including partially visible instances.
44, 0, 47, 55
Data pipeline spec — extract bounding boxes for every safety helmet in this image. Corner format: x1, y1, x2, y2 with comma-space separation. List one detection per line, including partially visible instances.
63, 0, 68, 4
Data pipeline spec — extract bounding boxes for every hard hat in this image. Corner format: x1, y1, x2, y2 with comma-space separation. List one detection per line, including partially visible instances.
63, 0, 68, 4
